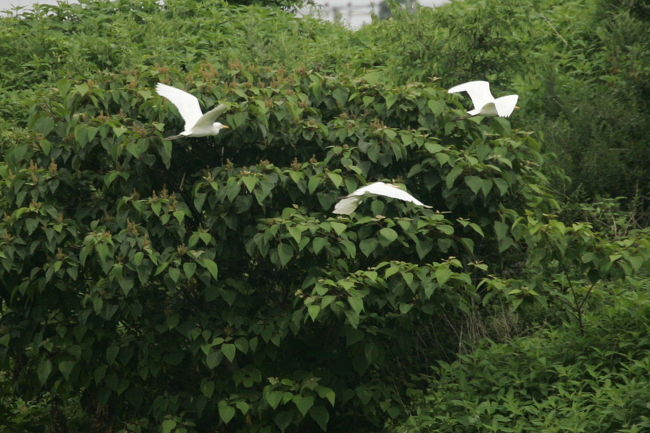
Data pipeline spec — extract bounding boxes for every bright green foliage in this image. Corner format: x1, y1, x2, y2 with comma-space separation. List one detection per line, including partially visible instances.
0, 59, 552, 431
0, 1, 559, 431
396, 287, 650, 433
2, 0, 649, 432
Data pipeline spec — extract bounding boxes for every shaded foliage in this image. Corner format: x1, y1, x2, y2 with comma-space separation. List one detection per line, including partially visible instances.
396, 286, 650, 433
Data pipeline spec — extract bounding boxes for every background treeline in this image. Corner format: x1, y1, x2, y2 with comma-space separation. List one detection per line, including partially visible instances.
0, 0, 649, 432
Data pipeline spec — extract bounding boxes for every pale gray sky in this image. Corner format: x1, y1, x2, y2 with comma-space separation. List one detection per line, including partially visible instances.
3, 0, 450, 29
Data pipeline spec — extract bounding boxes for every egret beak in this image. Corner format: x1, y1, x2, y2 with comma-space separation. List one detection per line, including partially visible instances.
222, 125, 230, 129
515, 105, 521, 110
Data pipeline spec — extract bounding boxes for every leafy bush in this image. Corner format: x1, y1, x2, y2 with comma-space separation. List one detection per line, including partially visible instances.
396, 286, 650, 433
0, 1, 563, 431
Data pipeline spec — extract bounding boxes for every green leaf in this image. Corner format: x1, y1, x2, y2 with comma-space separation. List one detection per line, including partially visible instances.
309, 405, 330, 431
435, 267, 452, 285
330, 222, 346, 235
113, 126, 128, 137
274, 410, 294, 432
379, 227, 398, 244
169, 267, 181, 283
33, 115, 55, 135
218, 401, 236, 424
308, 304, 321, 321
58, 360, 75, 380
242, 176, 258, 192
327, 172, 343, 188
221, 343, 236, 362
265, 389, 283, 409
106, 345, 119, 364
359, 238, 378, 257
427, 99, 445, 115
288, 226, 304, 244
312, 237, 328, 254
446, 166, 463, 189
332, 87, 349, 107
200, 380, 215, 398
307, 176, 322, 194
464, 176, 483, 195
494, 221, 509, 241
37, 359, 52, 384
206, 351, 222, 369
277, 243, 294, 267
126, 139, 149, 158
348, 296, 363, 313
415, 239, 433, 259
199, 258, 219, 280
316, 386, 336, 406
424, 142, 443, 154
162, 419, 176, 433
294, 395, 314, 416
183, 262, 197, 279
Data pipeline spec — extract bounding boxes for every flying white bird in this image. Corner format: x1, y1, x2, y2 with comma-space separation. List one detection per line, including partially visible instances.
448, 80, 519, 118
333, 182, 432, 215
156, 82, 229, 140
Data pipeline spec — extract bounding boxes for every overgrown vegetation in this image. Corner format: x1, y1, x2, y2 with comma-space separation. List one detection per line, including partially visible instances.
1, 0, 649, 432
354, 0, 650, 205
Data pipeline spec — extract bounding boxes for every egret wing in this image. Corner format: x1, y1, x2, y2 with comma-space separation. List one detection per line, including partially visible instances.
364, 182, 431, 207
156, 83, 204, 130
193, 103, 228, 130
333, 196, 361, 215
494, 95, 519, 117
448, 81, 494, 112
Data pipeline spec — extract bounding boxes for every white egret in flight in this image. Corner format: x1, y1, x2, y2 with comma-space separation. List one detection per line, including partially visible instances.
448, 80, 519, 118
156, 83, 229, 140
333, 182, 432, 215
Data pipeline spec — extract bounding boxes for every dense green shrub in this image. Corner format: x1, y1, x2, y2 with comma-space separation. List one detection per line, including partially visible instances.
0, 1, 563, 431
2, 0, 649, 432
396, 286, 650, 433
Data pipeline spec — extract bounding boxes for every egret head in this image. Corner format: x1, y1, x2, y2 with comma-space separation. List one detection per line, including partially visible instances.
213, 122, 230, 133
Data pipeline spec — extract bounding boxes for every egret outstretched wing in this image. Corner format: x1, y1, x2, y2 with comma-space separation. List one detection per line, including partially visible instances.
333, 182, 432, 215
193, 103, 228, 130
494, 95, 519, 117
448, 80, 494, 113
156, 83, 203, 130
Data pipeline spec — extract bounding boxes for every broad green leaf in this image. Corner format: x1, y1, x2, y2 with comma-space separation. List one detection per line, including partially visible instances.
265, 389, 283, 410
199, 258, 219, 280
162, 419, 176, 433
327, 172, 343, 188
201, 380, 215, 398
126, 139, 148, 158
348, 296, 363, 313
309, 405, 330, 431
218, 401, 236, 424
37, 359, 52, 384
379, 227, 398, 244
312, 237, 328, 254
277, 243, 294, 267
242, 176, 258, 192
294, 395, 314, 416
308, 304, 321, 321
494, 221, 509, 241
330, 222, 346, 235
58, 360, 75, 380
359, 238, 378, 257
221, 343, 236, 362
435, 267, 452, 285
464, 176, 483, 195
